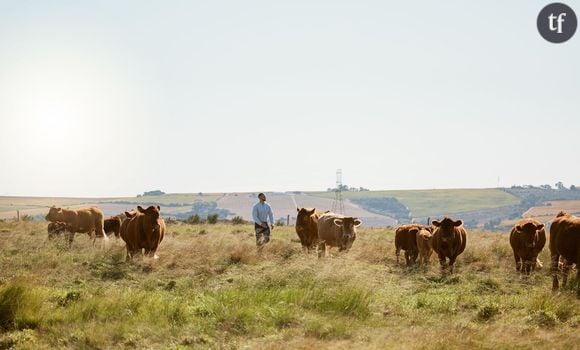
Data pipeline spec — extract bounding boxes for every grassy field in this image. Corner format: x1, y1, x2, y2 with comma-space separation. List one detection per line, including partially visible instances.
0, 194, 224, 220
0, 220, 578, 349
309, 189, 521, 218
523, 200, 580, 223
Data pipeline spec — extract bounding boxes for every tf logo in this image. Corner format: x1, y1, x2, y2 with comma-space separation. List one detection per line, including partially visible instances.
537, 3, 577, 43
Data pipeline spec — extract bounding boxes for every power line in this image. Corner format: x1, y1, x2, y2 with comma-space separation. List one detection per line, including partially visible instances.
331, 169, 345, 215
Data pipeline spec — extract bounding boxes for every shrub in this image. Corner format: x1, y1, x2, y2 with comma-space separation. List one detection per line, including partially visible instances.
207, 214, 219, 224
188, 214, 201, 224
476, 303, 500, 322
231, 216, 245, 225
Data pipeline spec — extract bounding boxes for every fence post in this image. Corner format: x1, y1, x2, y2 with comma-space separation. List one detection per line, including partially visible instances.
287, 214, 290, 226
17, 210, 20, 221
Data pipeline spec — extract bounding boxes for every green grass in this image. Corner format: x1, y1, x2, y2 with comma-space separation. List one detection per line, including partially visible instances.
309, 188, 521, 217
0, 220, 578, 349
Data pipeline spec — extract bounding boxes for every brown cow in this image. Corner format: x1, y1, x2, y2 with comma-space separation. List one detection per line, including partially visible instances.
102, 217, 122, 238
395, 224, 423, 265
121, 206, 165, 260
45, 206, 107, 245
47, 221, 76, 246
416, 228, 434, 267
120, 210, 136, 239
316, 213, 362, 257
47, 221, 67, 239
431, 217, 467, 273
295, 207, 324, 251
550, 211, 580, 292
509, 219, 546, 274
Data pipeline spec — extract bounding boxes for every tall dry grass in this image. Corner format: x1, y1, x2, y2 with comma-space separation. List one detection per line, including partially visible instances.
0, 220, 578, 349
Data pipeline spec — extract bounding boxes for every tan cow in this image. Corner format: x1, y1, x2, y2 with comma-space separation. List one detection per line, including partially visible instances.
509, 219, 546, 274
45, 206, 107, 245
431, 217, 467, 273
550, 211, 580, 292
416, 228, 434, 267
295, 207, 324, 251
317, 212, 362, 257
121, 206, 165, 260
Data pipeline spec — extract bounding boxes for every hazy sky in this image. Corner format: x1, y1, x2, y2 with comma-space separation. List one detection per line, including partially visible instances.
0, 1, 578, 197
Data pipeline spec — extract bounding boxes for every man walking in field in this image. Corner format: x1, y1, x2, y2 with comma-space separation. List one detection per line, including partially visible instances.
252, 193, 274, 248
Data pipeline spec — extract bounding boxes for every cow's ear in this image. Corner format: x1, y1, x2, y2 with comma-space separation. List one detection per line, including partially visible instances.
354, 218, 362, 227
297, 207, 300, 213
137, 206, 145, 213
333, 219, 344, 227
409, 228, 419, 234
515, 225, 522, 232
454, 220, 463, 227
536, 223, 545, 231
432, 220, 441, 227
156, 205, 161, 211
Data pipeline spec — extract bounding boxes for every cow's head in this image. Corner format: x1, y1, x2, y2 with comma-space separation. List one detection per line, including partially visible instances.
333, 217, 362, 250
296, 208, 316, 230
417, 228, 433, 241
514, 222, 544, 249
137, 205, 162, 232
45, 206, 62, 222
432, 217, 462, 243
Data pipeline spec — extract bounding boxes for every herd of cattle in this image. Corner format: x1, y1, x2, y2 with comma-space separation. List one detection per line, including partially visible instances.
294, 207, 579, 292
43, 205, 578, 291
45, 205, 165, 259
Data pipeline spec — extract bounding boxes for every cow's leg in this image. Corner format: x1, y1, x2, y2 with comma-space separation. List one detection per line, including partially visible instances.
576, 268, 580, 297
395, 247, 400, 264
524, 258, 533, 275
411, 250, 418, 266
561, 259, 570, 288
551, 254, 560, 291
325, 244, 330, 258
317, 242, 325, 258
448, 256, 457, 273
148, 241, 160, 259
66, 231, 74, 247
530, 256, 539, 272
513, 251, 521, 272
425, 250, 432, 265
438, 254, 447, 271
404, 251, 410, 266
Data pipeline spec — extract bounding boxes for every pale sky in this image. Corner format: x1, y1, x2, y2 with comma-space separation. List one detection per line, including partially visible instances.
0, 1, 578, 197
